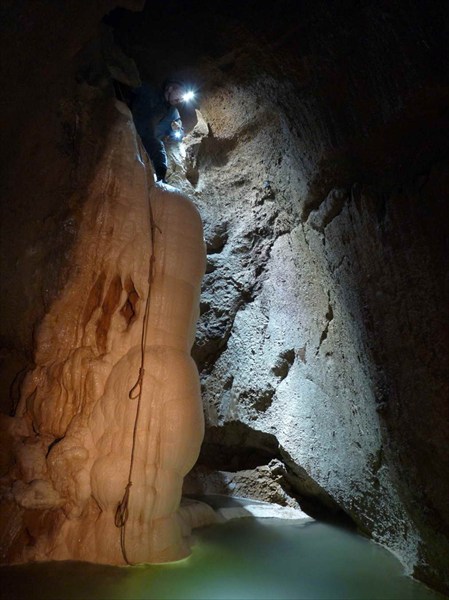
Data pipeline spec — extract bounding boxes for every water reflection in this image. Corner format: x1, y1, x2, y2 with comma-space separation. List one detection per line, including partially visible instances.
0, 500, 444, 600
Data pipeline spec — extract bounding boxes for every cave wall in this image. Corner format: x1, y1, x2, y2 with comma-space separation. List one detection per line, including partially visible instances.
0, 0, 144, 411
0, 0, 448, 592
113, 0, 449, 590
188, 89, 449, 584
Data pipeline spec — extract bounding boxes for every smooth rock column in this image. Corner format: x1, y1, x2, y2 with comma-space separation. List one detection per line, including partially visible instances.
0, 100, 207, 564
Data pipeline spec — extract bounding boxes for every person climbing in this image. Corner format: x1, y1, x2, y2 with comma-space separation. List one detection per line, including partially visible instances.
131, 80, 186, 183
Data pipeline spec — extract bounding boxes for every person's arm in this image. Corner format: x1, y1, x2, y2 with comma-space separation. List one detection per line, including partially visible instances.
158, 108, 184, 142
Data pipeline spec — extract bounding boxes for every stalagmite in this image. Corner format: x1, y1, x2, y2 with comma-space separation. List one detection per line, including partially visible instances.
0, 100, 211, 564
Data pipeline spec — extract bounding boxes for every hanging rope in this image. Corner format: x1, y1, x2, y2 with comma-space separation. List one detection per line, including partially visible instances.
114, 192, 159, 565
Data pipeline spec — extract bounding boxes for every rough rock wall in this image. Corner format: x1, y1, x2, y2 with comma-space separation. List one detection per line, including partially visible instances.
113, 0, 449, 590
183, 98, 434, 574
193, 78, 448, 592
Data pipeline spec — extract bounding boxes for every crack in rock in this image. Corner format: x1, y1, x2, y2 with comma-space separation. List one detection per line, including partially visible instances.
316, 293, 334, 355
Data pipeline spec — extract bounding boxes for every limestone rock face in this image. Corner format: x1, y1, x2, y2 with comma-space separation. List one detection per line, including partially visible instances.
0, 100, 207, 565
184, 460, 304, 510
112, 1, 449, 591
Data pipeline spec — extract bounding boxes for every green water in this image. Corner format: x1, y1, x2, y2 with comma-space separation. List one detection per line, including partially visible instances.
1, 501, 445, 600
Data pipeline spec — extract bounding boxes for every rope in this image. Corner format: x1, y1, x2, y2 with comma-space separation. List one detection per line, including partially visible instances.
114, 192, 159, 565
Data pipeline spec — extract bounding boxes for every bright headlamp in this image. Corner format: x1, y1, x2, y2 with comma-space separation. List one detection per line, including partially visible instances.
182, 90, 195, 102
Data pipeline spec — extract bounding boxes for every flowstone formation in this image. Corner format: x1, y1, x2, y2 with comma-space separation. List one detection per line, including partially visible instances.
0, 100, 209, 565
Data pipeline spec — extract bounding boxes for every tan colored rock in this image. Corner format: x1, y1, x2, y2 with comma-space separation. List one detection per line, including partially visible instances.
0, 100, 208, 565
184, 461, 303, 510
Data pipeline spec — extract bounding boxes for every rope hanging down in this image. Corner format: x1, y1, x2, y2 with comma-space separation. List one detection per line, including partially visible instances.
114, 193, 159, 565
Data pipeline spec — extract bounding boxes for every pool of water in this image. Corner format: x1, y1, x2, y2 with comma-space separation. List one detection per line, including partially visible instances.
1, 497, 445, 600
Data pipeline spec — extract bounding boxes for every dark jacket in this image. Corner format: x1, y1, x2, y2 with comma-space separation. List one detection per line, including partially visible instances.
132, 83, 183, 142
131, 82, 183, 181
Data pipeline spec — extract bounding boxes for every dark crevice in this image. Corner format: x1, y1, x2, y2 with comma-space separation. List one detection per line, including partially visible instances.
120, 277, 139, 328
198, 422, 353, 525
199, 423, 281, 471
239, 386, 275, 412
272, 348, 295, 381
205, 226, 229, 254
316, 294, 334, 355
9, 366, 29, 415
199, 442, 277, 472
307, 189, 349, 233
46, 436, 65, 457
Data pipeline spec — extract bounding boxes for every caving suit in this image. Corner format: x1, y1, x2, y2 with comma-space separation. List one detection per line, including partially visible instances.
131, 83, 183, 181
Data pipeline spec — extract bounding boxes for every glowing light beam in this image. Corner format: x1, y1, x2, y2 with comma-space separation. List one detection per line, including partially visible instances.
182, 90, 195, 102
